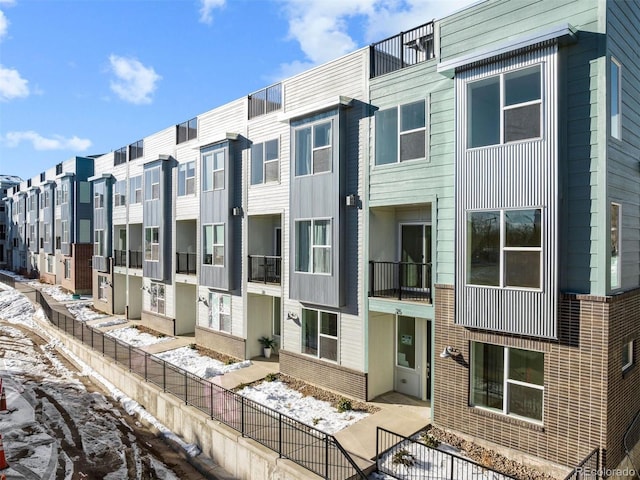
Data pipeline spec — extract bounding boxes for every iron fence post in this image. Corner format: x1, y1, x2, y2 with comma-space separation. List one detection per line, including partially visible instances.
185, 371, 188, 405
325, 435, 329, 479
210, 384, 214, 420
278, 412, 282, 458
128, 345, 132, 371
241, 396, 245, 436
450, 454, 454, 480
163, 361, 166, 392
144, 352, 148, 381
399, 262, 403, 300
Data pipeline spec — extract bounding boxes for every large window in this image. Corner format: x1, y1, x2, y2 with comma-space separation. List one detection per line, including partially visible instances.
176, 118, 197, 144
150, 282, 165, 315
611, 202, 621, 290
295, 219, 331, 274
43, 190, 50, 208
114, 180, 127, 206
203, 224, 224, 266
208, 292, 231, 333
129, 175, 142, 204
202, 149, 225, 191
144, 227, 159, 261
145, 167, 160, 201
251, 139, 279, 184
295, 120, 332, 176
61, 183, 69, 204
611, 58, 621, 140
94, 229, 105, 257
61, 220, 69, 244
301, 308, 338, 361
178, 161, 196, 196
471, 342, 544, 422
94, 191, 104, 209
467, 65, 542, 148
467, 209, 541, 288
114, 146, 127, 166
98, 275, 108, 301
129, 139, 144, 160
375, 100, 426, 165
64, 259, 71, 279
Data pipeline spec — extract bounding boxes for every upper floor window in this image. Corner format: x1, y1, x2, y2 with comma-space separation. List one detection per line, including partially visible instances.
467, 208, 542, 289
295, 120, 332, 176
145, 167, 160, 201
94, 229, 105, 256
202, 149, 225, 191
302, 308, 338, 362
471, 342, 543, 422
467, 64, 542, 149
61, 220, 69, 243
178, 161, 196, 196
94, 191, 104, 209
129, 139, 144, 160
114, 146, 127, 166
144, 226, 159, 261
129, 175, 142, 204
43, 190, 50, 208
375, 100, 426, 165
43, 223, 50, 243
176, 117, 197, 144
28, 195, 37, 211
251, 139, 279, 185
203, 224, 224, 266
61, 183, 69, 204
611, 58, 621, 140
295, 219, 331, 274
611, 202, 621, 290
114, 180, 127, 207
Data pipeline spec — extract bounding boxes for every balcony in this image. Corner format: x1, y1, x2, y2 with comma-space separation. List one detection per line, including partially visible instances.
114, 250, 127, 267
370, 21, 435, 78
369, 261, 432, 303
129, 250, 143, 269
176, 252, 196, 275
248, 255, 281, 285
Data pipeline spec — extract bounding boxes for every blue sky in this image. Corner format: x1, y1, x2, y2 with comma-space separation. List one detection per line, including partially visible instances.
0, 0, 475, 181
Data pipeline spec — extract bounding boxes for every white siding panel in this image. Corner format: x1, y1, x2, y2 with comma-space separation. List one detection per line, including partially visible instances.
339, 313, 364, 370
144, 127, 175, 160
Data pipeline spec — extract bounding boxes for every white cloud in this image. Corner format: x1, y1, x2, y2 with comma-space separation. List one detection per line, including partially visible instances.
0, 65, 29, 101
199, 0, 225, 25
108, 55, 161, 105
0, 10, 8, 41
3, 131, 92, 151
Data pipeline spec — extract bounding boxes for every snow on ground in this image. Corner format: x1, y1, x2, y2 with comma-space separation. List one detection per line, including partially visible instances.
0, 284, 39, 330
106, 326, 174, 347
0, 270, 30, 282
237, 380, 369, 435
65, 301, 109, 322
156, 346, 251, 379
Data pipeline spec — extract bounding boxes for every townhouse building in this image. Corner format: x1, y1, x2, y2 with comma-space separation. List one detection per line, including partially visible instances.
2, 0, 639, 475
0, 175, 22, 270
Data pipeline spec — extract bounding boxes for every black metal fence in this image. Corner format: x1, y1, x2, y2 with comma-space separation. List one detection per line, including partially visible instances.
176, 252, 197, 275
376, 427, 516, 480
129, 250, 143, 269
563, 448, 600, 480
34, 289, 366, 480
114, 250, 127, 267
370, 22, 435, 78
248, 255, 281, 284
624, 410, 640, 479
370, 261, 432, 302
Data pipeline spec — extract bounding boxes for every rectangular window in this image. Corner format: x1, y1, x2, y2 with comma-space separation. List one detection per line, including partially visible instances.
150, 282, 165, 315
467, 209, 541, 289
295, 219, 331, 274
46, 255, 54, 273
295, 120, 332, 176
208, 292, 231, 333
61, 221, 69, 244
145, 167, 160, 201
176, 117, 198, 144
61, 183, 69, 204
98, 275, 108, 301
144, 227, 159, 261
129, 175, 142, 204
203, 224, 224, 266
611, 202, 621, 290
129, 139, 144, 160
375, 100, 426, 165
178, 161, 196, 196
94, 229, 104, 257
251, 139, 279, 184
611, 58, 621, 140
114, 146, 127, 166
467, 64, 542, 148
114, 180, 127, 206
43, 223, 50, 243
272, 297, 281, 337
471, 342, 544, 422
64, 259, 71, 279
622, 340, 634, 371
43, 190, 50, 208
202, 149, 225, 191
301, 308, 338, 361
94, 191, 104, 209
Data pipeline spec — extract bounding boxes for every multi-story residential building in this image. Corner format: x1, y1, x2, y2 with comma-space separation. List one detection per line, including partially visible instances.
3, 0, 639, 475
0, 175, 22, 270
4, 157, 94, 292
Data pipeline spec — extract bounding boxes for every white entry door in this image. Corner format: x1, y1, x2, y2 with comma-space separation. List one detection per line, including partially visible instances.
394, 315, 422, 398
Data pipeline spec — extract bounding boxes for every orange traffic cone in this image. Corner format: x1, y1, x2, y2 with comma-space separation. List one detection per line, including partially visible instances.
0, 433, 7, 469
0, 389, 6, 412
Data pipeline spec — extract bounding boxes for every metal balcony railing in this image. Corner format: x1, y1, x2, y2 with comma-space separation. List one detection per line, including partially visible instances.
114, 250, 127, 267
248, 255, 281, 285
370, 21, 435, 78
129, 250, 143, 269
369, 261, 432, 302
176, 252, 196, 275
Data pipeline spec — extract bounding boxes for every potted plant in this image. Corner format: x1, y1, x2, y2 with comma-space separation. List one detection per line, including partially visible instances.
258, 336, 277, 359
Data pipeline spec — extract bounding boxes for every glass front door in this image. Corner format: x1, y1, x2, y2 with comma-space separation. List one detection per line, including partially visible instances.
394, 315, 421, 398
400, 224, 431, 289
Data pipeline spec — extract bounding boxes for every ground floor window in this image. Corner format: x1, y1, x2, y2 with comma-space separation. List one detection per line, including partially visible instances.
150, 282, 165, 315
98, 275, 108, 301
208, 291, 231, 333
301, 308, 338, 361
272, 297, 281, 338
64, 259, 71, 279
46, 255, 54, 273
470, 342, 544, 422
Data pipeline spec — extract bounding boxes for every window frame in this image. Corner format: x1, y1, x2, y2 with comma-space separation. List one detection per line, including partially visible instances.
176, 117, 198, 144
202, 149, 226, 192
94, 191, 104, 210
610, 57, 622, 140
145, 166, 161, 201
129, 175, 142, 204
466, 208, 542, 290
129, 139, 144, 160
114, 146, 127, 166
610, 202, 622, 290
250, 138, 280, 185
98, 275, 108, 301
295, 218, 332, 275
150, 282, 165, 315
94, 229, 105, 257
114, 180, 127, 207
375, 100, 427, 166
622, 340, 634, 372
301, 308, 338, 362
178, 161, 196, 196
294, 119, 333, 177
144, 226, 160, 262
61, 183, 69, 204
64, 258, 72, 279
61, 220, 69, 244
466, 64, 543, 149
207, 291, 232, 333
202, 223, 225, 267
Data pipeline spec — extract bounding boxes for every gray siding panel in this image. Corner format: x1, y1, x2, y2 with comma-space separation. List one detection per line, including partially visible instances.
143, 158, 173, 281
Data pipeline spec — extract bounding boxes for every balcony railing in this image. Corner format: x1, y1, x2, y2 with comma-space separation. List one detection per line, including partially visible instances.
248, 255, 281, 285
129, 250, 143, 269
369, 261, 432, 302
370, 21, 435, 78
176, 252, 196, 275
114, 250, 126, 267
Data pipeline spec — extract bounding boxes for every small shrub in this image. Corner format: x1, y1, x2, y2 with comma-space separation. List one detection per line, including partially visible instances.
420, 432, 440, 449
312, 417, 322, 426
265, 372, 277, 382
336, 397, 352, 413
392, 448, 416, 467
188, 343, 197, 350
158, 333, 166, 338
226, 359, 235, 365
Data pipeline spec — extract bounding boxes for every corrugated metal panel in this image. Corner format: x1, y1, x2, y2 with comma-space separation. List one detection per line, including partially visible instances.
455, 44, 559, 339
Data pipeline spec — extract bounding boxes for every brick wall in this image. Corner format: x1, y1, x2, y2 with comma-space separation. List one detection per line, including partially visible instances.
61, 244, 93, 294
434, 284, 611, 469
195, 326, 245, 360
279, 350, 368, 401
